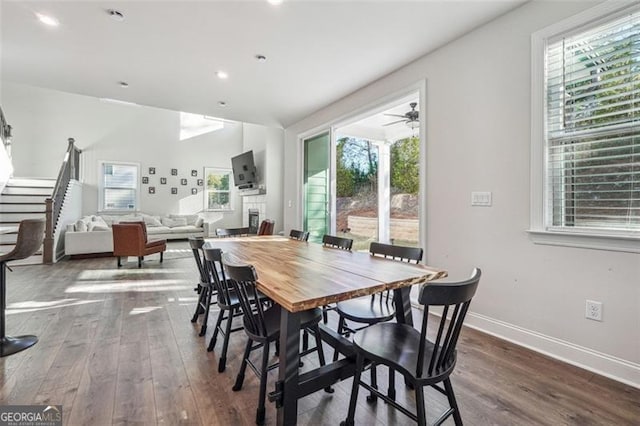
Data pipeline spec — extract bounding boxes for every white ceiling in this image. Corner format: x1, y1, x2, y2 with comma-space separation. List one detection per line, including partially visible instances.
0, 1, 526, 128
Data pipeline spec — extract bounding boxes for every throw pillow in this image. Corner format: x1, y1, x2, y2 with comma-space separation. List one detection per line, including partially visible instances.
170, 214, 199, 226
143, 215, 162, 227
195, 217, 204, 228
171, 217, 188, 227
88, 222, 110, 232
75, 219, 88, 232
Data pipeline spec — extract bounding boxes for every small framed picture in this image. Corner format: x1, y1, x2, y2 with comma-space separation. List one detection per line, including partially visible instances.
171, 187, 178, 195
181, 178, 187, 185
191, 188, 197, 195
149, 167, 156, 175
142, 176, 149, 184
160, 177, 167, 184
191, 169, 198, 177
149, 186, 155, 194
197, 179, 204, 186
171, 168, 178, 176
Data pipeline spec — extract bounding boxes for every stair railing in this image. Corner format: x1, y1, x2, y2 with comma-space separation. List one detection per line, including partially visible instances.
43, 138, 82, 264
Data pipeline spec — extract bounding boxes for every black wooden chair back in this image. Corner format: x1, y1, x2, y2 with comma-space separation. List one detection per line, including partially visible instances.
188, 237, 207, 283
222, 254, 269, 340
322, 234, 353, 250
370, 242, 423, 264
203, 247, 234, 308
216, 227, 250, 238
289, 229, 309, 242
416, 268, 481, 378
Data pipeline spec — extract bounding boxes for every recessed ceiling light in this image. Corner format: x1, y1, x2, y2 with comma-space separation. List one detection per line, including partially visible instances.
35, 13, 59, 27
218, 101, 227, 107
108, 9, 125, 22
255, 54, 267, 62
216, 71, 229, 79
118, 81, 129, 88
267, 0, 283, 5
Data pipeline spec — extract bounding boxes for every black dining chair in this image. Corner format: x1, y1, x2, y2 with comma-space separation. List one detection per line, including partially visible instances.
320, 234, 354, 325
189, 237, 216, 336
322, 234, 353, 251
216, 227, 250, 238
223, 253, 330, 425
0, 219, 45, 357
202, 247, 257, 372
341, 268, 481, 426
289, 229, 309, 242
333, 242, 423, 400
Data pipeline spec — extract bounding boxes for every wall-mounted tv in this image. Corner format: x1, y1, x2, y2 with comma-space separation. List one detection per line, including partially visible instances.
231, 150, 257, 187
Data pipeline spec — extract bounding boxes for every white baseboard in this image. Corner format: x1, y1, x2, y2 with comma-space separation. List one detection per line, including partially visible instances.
463, 312, 640, 389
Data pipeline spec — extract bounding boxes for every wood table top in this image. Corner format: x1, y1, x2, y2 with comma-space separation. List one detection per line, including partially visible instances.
204, 236, 447, 312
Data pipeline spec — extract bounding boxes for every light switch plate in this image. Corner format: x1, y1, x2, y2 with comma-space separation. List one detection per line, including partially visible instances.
471, 191, 492, 206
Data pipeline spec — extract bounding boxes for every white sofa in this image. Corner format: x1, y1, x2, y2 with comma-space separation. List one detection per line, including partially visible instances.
64, 213, 214, 256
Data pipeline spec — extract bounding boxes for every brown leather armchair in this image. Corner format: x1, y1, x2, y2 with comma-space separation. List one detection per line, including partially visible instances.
112, 221, 166, 268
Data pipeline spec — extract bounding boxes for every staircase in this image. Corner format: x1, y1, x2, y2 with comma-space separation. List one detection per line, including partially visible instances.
0, 177, 55, 265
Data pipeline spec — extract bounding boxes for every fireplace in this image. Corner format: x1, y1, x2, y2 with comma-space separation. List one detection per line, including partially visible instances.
248, 209, 259, 234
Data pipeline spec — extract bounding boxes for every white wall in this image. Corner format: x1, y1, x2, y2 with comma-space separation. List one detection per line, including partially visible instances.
242, 123, 284, 233
284, 1, 640, 387
1, 82, 283, 229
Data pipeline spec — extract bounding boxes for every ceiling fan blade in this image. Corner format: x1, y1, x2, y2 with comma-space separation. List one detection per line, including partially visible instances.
384, 113, 407, 118
383, 119, 406, 126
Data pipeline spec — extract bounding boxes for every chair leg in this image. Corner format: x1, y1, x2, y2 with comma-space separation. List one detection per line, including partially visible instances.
333, 316, 346, 362
207, 308, 224, 352
191, 285, 206, 323
444, 378, 463, 426
233, 339, 253, 391
415, 384, 427, 426
302, 329, 309, 351
322, 305, 328, 324
311, 325, 334, 394
388, 366, 396, 400
160, 251, 164, 263
340, 353, 365, 426
366, 363, 378, 403
256, 341, 270, 425
199, 286, 212, 336
138, 257, 142, 268
117, 256, 122, 268
218, 307, 235, 372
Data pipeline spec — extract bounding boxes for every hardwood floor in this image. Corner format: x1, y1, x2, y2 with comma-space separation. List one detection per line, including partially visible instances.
1, 242, 638, 425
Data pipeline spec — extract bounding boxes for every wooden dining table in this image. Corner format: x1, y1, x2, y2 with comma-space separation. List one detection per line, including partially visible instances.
205, 235, 447, 425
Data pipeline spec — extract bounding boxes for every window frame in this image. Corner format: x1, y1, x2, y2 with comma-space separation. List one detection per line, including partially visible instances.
98, 160, 140, 213
204, 167, 234, 212
529, 1, 640, 253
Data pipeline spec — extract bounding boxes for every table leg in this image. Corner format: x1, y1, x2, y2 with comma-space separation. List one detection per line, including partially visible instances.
393, 286, 414, 327
277, 309, 301, 426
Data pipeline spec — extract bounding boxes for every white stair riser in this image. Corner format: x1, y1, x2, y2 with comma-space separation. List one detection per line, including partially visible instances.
0, 194, 49, 203
0, 204, 46, 212
0, 234, 17, 244
2, 186, 52, 196
7, 178, 55, 188
0, 212, 46, 221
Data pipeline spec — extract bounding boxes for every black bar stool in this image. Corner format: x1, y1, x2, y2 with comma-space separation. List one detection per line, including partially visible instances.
0, 219, 45, 357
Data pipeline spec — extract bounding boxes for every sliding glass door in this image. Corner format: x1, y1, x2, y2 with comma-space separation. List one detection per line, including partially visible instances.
303, 132, 331, 243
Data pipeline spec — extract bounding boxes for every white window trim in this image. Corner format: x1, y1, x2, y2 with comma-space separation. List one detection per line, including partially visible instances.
204, 167, 234, 212
98, 160, 140, 213
529, 1, 640, 254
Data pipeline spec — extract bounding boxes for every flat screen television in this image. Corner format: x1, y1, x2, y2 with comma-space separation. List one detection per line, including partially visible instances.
231, 150, 257, 187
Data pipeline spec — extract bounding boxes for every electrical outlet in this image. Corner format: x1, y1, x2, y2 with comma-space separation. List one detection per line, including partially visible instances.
585, 300, 603, 321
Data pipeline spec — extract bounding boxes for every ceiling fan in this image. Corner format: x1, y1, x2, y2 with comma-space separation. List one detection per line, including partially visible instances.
383, 102, 419, 128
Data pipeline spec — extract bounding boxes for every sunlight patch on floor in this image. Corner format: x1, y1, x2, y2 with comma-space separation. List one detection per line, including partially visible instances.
129, 306, 163, 315
65, 280, 192, 293
6, 298, 103, 314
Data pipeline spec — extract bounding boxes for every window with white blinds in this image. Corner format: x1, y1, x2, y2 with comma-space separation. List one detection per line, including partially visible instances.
545, 9, 639, 234
100, 162, 139, 211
